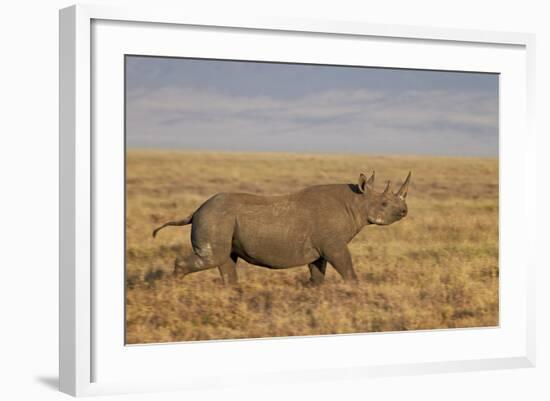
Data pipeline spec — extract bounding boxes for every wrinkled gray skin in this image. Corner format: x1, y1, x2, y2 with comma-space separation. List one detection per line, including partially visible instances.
153, 172, 411, 285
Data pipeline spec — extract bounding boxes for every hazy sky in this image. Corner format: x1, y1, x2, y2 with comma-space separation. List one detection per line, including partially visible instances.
126, 56, 498, 157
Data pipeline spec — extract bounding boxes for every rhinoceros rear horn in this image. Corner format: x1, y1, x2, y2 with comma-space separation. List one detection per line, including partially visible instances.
383, 180, 392, 195
358, 171, 375, 193
396, 171, 411, 199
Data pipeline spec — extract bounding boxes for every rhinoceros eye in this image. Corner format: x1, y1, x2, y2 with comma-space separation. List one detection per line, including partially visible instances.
381, 201, 388, 207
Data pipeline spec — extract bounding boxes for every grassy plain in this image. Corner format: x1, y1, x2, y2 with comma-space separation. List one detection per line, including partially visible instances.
125, 150, 499, 344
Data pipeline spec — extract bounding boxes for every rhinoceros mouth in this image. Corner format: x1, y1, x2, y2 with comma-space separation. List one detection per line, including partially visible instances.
368, 215, 388, 225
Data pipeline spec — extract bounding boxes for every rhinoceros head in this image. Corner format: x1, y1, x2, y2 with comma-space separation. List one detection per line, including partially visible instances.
358, 171, 411, 226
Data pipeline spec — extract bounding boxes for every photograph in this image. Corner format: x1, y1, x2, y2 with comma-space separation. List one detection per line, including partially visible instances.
124, 55, 499, 344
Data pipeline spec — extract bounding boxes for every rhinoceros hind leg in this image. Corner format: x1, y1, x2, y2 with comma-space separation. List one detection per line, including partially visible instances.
218, 254, 239, 285
173, 252, 227, 278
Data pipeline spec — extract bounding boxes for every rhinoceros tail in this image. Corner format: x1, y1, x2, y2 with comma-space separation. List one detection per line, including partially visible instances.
152, 214, 193, 238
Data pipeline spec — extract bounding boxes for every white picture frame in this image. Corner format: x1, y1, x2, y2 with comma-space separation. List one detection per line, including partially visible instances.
59, 4, 536, 397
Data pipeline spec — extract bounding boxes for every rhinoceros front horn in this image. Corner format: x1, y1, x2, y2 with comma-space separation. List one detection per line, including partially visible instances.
396, 171, 411, 199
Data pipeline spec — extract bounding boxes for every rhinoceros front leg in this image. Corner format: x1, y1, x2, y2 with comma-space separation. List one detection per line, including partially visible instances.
218, 254, 238, 285
308, 258, 327, 285
323, 244, 358, 282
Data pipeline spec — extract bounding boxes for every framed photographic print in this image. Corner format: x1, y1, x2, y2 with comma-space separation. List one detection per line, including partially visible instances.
59, 4, 536, 396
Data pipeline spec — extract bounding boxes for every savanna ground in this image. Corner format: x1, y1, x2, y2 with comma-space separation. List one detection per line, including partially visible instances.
125, 150, 498, 344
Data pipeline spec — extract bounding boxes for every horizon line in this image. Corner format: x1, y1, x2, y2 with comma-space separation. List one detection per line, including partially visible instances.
125, 147, 499, 159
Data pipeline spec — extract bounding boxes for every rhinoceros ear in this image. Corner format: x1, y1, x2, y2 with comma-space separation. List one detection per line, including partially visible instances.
358, 171, 375, 194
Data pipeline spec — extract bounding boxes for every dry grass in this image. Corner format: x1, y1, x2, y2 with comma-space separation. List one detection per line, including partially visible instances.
125, 150, 499, 344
